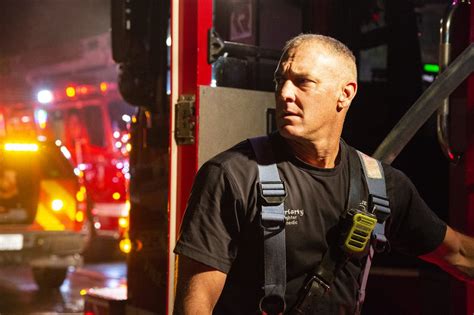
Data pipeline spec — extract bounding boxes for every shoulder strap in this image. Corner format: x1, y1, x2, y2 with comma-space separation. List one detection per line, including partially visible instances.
355, 150, 391, 314
249, 136, 287, 315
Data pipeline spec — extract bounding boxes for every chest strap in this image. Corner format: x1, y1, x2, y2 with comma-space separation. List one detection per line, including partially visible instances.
249, 136, 287, 315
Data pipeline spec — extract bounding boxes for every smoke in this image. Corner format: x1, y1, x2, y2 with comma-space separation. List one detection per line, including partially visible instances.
0, 0, 109, 57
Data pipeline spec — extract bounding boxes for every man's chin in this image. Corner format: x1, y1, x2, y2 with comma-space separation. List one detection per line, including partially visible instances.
278, 126, 303, 141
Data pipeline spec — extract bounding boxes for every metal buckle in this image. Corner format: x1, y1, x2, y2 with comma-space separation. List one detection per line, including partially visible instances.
311, 275, 330, 293
369, 194, 391, 223
258, 181, 287, 206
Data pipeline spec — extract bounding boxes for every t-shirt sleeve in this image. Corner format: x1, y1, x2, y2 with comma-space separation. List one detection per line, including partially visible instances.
384, 166, 447, 256
174, 162, 242, 273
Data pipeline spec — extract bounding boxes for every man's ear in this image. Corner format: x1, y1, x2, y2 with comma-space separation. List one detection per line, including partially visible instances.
337, 81, 357, 111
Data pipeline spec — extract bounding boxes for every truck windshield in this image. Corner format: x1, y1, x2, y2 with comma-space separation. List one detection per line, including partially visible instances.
48, 106, 106, 149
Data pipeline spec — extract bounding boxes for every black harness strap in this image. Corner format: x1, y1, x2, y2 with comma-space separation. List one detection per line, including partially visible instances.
249, 136, 287, 315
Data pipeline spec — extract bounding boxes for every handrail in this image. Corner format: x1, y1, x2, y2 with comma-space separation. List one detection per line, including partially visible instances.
437, 0, 470, 163
208, 29, 281, 64
373, 43, 474, 164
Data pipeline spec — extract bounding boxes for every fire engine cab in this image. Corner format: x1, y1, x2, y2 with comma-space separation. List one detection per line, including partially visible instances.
0, 103, 87, 289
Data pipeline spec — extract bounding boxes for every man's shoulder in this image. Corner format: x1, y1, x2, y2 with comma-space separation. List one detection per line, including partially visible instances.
204, 138, 255, 169
342, 142, 410, 184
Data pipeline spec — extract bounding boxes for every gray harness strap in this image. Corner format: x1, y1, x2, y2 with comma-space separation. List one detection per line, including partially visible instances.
355, 151, 391, 314
249, 136, 287, 315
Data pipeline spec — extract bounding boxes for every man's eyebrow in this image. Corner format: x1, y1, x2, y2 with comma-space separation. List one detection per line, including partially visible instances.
274, 66, 318, 82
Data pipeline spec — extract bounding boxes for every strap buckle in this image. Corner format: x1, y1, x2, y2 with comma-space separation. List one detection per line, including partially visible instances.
259, 181, 287, 206
290, 275, 330, 314
369, 194, 391, 252
307, 274, 330, 293
259, 181, 286, 230
369, 194, 391, 223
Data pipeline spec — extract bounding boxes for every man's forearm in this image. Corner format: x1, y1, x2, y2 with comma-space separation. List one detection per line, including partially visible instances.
173, 256, 227, 314
445, 232, 474, 280
174, 289, 214, 315
421, 227, 474, 282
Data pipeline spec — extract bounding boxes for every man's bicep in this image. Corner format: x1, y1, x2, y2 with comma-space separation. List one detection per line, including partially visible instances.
385, 167, 447, 256
419, 226, 474, 282
174, 255, 227, 314
176, 162, 241, 270
419, 226, 458, 263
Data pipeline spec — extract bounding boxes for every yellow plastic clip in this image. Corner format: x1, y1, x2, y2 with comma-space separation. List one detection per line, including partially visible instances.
344, 213, 377, 253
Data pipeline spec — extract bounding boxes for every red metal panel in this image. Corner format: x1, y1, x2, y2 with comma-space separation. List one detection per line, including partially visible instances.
175, 0, 213, 229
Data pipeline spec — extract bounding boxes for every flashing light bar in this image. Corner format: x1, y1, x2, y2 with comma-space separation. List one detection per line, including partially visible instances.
4, 143, 39, 152
37, 82, 117, 103
423, 64, 440, 73
37, 90, 54, 104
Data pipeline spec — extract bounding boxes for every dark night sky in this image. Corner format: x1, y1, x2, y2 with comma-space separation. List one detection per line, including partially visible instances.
0, 0, 110, 57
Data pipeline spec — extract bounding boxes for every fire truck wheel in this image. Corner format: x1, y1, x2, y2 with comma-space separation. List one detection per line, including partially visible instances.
32, 267, 68, 290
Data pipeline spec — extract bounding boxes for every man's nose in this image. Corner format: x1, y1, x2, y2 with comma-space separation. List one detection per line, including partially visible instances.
278, 80, 296, 102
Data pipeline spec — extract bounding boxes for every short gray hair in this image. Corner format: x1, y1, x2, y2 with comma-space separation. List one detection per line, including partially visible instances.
282, 34, 357, 81
283, 34, 356, 64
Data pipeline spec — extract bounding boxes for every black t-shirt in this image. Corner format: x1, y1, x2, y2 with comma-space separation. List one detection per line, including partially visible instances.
174, 132, 447, 314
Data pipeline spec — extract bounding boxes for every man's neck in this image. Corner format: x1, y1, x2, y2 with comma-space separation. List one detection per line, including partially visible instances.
285, 137, 340, 168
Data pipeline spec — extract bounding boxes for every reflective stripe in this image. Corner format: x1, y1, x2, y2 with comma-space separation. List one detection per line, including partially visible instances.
36, 203, 65, 230
40, 180, 76, 221
93, 202, 127, 217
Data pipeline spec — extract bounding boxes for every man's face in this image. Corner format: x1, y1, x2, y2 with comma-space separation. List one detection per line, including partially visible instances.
274, 43, 344, 142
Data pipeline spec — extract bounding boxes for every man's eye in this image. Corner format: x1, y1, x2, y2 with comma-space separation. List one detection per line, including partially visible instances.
295, 78, 313, 86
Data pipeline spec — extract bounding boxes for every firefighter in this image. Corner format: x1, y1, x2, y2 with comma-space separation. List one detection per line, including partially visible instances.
173, 34, 474, 314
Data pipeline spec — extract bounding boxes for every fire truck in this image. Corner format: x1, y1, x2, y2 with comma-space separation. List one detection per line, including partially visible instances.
0, 103, 87, 289
2, 33, 135, 253
86, 0, 473, 314
33, 80, 133, 249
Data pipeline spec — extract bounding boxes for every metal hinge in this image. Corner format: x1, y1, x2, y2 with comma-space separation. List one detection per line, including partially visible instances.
175, 94, 196, 145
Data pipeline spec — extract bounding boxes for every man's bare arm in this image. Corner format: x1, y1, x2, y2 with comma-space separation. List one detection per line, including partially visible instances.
173, 255, 227, 315
420, 226, 474, 282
